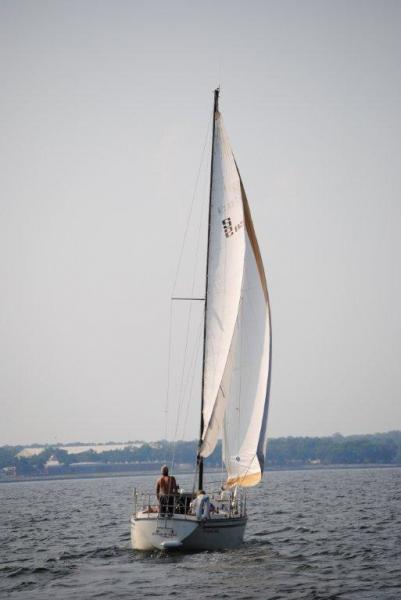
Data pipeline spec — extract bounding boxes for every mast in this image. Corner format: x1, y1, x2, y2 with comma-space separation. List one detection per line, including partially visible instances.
197, 87, 219, 491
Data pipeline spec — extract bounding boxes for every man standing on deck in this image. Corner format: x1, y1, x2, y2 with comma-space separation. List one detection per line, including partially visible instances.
156, 465, 179, 517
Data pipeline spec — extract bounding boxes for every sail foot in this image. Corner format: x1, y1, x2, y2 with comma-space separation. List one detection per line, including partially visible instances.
225, 471, 261, 488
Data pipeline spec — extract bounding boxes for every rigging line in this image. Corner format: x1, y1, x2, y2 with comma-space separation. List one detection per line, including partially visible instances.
205, 477, 228, 487
180, 326, 202, 443
171, 314, 203, 470
163, 299, 174, 456
172, 319, 204, 473
238, 452, 258, 487
171, 114, 212, 296
171, 294, 196, 445
171, 304, 197, 469
171, 152, 210, 466
171, 292, 203, 467
180, 314, 204, 441
177, 174, 209, 435
167, 114, 211, 472
170, 298, 195, 469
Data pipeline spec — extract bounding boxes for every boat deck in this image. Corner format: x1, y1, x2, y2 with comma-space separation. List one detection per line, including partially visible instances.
132, 489, 246, 521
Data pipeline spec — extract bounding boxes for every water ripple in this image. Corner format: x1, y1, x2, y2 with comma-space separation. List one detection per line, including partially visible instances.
1, 468, 401, 599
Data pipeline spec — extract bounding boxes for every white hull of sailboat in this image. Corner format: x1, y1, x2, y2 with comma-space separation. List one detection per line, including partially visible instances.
131, 513, 247, 551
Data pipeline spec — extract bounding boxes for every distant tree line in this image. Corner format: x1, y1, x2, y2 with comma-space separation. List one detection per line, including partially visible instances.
1, 431, 401, 477
267, 432, 401, 465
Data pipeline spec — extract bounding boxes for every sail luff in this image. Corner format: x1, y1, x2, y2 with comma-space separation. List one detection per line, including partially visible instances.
199, 105, 246, 458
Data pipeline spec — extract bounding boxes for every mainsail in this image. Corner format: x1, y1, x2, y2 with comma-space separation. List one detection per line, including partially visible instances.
199, 93, 272, 488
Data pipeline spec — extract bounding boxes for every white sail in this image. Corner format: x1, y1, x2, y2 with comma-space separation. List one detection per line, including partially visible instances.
199, 111, 245, 457
200, 107, 272, 489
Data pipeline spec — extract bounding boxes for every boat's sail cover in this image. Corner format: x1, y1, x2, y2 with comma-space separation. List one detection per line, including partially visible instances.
199, 107, 272, 488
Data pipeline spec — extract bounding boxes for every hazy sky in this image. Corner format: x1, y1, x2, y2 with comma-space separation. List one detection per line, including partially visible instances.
1, 0, 400, 445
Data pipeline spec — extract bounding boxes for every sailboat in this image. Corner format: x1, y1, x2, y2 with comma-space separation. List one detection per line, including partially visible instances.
130, 89, 272, 551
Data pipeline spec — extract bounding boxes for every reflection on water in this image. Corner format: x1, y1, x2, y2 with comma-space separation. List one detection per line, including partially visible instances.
1, 467, 401, 599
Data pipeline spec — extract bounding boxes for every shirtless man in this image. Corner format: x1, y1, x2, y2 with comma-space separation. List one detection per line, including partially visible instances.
156, 465, 179, 517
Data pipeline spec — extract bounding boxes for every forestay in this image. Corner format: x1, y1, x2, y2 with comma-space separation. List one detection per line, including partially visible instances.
199, 108, 272, 488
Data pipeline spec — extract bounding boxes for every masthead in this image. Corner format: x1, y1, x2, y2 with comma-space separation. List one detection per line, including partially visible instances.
214, 87, 220, 112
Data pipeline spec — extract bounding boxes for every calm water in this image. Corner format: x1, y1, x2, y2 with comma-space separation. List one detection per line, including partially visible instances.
1, 467, 401, 599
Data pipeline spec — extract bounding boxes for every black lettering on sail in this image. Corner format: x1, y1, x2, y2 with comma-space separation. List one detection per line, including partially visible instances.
222, 217, 234, 238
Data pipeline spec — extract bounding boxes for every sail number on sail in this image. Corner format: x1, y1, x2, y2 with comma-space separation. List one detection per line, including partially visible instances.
222, 217, 244, 238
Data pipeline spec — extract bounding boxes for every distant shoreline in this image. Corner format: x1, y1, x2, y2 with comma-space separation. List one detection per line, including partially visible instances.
1, 462, 400, 484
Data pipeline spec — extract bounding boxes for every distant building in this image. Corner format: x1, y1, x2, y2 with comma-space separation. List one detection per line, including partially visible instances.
45, 455, 62, 469
17, 442, 144, 458
2, 466, 16, 477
